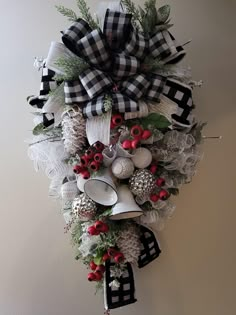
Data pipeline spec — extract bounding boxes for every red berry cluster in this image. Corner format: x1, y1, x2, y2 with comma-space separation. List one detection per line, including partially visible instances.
122, 125, 152, 150
149, 163, 170, 202
73, 141, 105, 179
87, 221, 109, 236
110, 114, 124, 129
87, 249, 124, 282
88, 261, 106, 282
103, 248, 125, 264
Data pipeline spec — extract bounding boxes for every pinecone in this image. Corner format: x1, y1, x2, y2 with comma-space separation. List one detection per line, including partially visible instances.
72, 193, 97, 221
62, 106, 86, 155
117, 224, 141, 264
129, 169, 155, 197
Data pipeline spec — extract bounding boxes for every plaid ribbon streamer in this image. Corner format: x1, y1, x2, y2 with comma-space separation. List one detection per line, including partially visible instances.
42, 113, 55, 128
163, 79, 193, 127
105, 261, 137, 310
138, 225, 161, 268
28, 65, 57, 109
28, 65, 56, 129
61, 9, 185, 118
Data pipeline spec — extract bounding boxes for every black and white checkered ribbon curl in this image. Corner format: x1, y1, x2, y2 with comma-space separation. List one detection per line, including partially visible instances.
138, 225, 161, 268
104, 261, 137, 310
28, 65, 57, 109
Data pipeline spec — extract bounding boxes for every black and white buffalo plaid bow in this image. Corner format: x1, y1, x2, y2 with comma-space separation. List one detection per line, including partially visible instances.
61, 9, 186, 119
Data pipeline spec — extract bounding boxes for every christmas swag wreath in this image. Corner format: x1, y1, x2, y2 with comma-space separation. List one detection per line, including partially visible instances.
27, 0, 205, 312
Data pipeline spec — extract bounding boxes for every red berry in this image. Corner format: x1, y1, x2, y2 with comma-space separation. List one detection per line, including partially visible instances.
156, 178, 165, 187
130, 125, 143, 138
122, 140, 132, 150
94, 221, 104, 231
102, 253, 110, 262
80, 155, 90, 167
159, 190, 169, 200
112, 114, 123, 126
131, 139, 139, 149
73, 164, 83, 174
150, 194, 159, 203
94, 271, 103, 281
87, 226, 99, 236
85, 148, 95, 159
93, 141, 104, 152
110, 121, 116, 129
89, 261, 97, 271
94, 153, 103, 163
96, 265, 106, 274
90, 161, 100, 172
141, 130, 152, 140
81, 170, 90, 180
114, 252, 125, 264
107, 248, 117, 257
88, 272, 97, 281
99, 223, 109, 233
150, 165, 157, 174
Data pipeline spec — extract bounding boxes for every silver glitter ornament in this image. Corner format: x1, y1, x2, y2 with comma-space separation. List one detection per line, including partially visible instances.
129, 169, 155, 197
72, 193, 97, 221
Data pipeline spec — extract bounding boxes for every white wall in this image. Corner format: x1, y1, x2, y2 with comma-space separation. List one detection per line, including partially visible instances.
0, 0, 235, 314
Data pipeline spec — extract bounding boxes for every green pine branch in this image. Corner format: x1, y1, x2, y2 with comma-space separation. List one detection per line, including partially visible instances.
103, 94, 113, 113
76, 0, 99, 29
121, 0, 171, 35
121, 0, 142, 30
54, 56, 89, 81
55, 5, 78, 21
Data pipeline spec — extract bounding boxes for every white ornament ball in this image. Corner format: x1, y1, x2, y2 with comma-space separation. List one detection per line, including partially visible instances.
131, 147, 152, 169
77, 175, 88, 192
111, 157, 134, 179
61, 181, 79, 201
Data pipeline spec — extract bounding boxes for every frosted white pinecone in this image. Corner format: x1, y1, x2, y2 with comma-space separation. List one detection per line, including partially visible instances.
62, 106, 86, 155
117, 224, 141, 264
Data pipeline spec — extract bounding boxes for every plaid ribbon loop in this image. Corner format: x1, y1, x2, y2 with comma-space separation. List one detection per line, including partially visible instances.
61, 9, 187, 118
104, 9, 132, 51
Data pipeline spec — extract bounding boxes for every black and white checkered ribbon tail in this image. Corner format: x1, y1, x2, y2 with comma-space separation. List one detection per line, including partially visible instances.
28, 65, 57, 109
138, 225, 161, 268
40, 65, 57, 96
104, 9, 132, 50
27, 95, 47, 110
79, 68, 113, 99
149, 30, 186, 64
121, 74, 151, 100
163, 78, 193, 127
113, 53, 140, 79
42, 113, 55, 129
62, 20, 111, 70
104, 261, 137, 310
